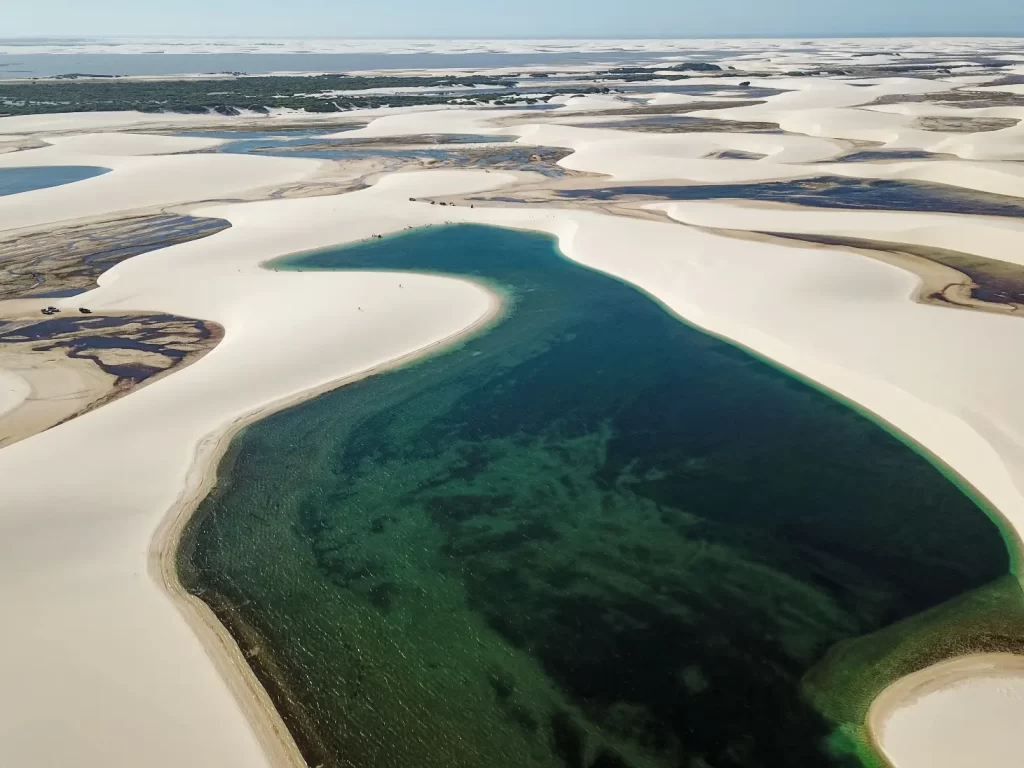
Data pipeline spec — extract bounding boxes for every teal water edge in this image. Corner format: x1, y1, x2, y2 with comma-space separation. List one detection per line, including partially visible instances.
178, 224, 1010, 768
0, 165, 109, 197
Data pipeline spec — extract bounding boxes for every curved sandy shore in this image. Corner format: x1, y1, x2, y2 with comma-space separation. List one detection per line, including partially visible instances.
0, 165, 515, 767
151, 286, 504, 768
868, 654, 1024, 768
0, 133, 324, 231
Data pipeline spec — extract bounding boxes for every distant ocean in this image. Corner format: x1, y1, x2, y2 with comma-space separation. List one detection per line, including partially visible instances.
0, 51, 698, 78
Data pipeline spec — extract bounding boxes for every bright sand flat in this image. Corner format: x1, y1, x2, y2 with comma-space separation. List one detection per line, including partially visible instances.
0, 133, 324, 230
5, 80, 1024, 768
0, 169, 510, 768
655, 200, 1024, 268
0, 368, 30, 419
3, 166, 1024, 768
869, 655, 1024, 767
0, 342, 114, 448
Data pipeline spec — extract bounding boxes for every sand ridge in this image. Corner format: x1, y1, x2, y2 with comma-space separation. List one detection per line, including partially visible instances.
5, 53, 1024, 768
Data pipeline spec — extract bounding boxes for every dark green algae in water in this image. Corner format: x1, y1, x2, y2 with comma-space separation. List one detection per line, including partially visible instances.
178, 224, 1016, 768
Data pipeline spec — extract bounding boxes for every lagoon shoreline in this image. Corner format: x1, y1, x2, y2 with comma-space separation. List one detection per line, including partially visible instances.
151, 282, 504, 768
868, 654, 1024, 767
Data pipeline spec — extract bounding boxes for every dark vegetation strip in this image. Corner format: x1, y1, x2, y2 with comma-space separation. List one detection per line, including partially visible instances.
0, 73, 610, 115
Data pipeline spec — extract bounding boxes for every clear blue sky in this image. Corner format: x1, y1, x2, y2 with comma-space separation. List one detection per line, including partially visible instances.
6, 0, 1024, 38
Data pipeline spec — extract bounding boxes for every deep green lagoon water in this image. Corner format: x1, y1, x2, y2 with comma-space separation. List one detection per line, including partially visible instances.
179, 224, 1012, 768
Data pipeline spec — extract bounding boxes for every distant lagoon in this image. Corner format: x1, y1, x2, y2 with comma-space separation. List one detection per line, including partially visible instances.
0, 51, 699, 78
0, 165, 109, 196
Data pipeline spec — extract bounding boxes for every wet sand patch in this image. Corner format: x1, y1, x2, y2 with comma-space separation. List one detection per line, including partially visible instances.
705, 228, 1024, 317
567, 100, 766, 117
251, 140, 574, 177
835, 149, 958, 163
915, 116, 1019, 133
0, 312, 222, 447
564, 115, 781, 134
871, 91, 1024, 108
708, 150, 768, 160
0, 213, 230, 300
766, 232, 1024, 311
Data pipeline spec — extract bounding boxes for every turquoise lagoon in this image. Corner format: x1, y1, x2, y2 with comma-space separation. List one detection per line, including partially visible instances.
179, 224, 1017, 768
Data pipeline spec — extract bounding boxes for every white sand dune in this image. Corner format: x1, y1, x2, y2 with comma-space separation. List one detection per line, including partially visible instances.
869, 655, 1024, 768
324, 104, 516, 139
5, 60, 1024, 768
0, 110, 364, 136
796, 106, 1024, 163
0, 135, 324, 230
0, 369, 30, 420
706, 78, 1024, 163
0, 339, 116, 449
715, 76, 951, 118
316, 74, 1024, 194
657, 201, 1024, 268
503, 115, 1024, 195
513, 121, 849, 171
0, 111, 309, 136
0, 111, 222, 135
971, 83, 1024, 95
39, 132, 228, 155
0, 170, 513, 768
833, 159, 1024, 198
5, 163, 1024, 768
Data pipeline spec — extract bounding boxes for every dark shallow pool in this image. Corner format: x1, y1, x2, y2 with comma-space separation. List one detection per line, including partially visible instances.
180, 224, 1012, 768
558, 177, 1024, 218
0, 165, 109, 196
189, 131, 566, 176
833, 149, 954, 163
187, 129, 510, 160
568, 115, 780, 133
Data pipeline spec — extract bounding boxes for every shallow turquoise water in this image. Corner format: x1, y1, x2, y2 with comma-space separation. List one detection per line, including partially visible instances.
180, 224, 1009, 768
0, 165, 109, 196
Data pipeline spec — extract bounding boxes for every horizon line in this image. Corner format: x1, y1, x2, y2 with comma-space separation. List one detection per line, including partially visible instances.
3, 33, 1024, 41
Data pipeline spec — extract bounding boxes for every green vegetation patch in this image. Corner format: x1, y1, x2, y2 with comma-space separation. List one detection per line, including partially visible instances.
0, 74, 609, 115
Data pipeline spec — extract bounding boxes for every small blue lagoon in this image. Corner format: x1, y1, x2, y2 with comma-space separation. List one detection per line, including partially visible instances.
0, 165, 109, 197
